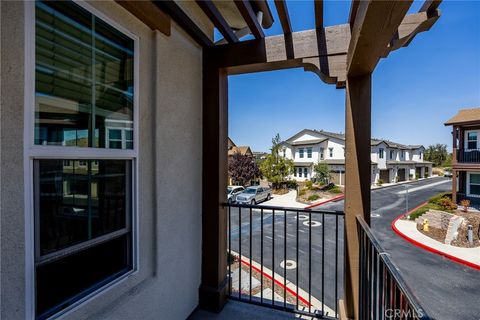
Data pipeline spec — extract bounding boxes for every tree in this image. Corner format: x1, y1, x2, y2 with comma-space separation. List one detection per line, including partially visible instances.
259, 134, 294, 189
313, 162, 331, 184
424, 144, 449, 167
228, 153, 261, 186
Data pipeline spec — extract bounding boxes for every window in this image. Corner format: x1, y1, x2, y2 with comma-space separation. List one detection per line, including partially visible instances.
390, 150, 394, 160
294, 168, 297, 177
469, 173, 480, 196
468, 132, 477, 149
379, 148, 384, 159
401, 150, 404, 158
299, 148, 304, 158
303, 168, 308, 178
307, 147, 312, 158
320, 147, 324, 160
31, 1, 136, 318
282, 149, 286, 158
329, 148, 333, 158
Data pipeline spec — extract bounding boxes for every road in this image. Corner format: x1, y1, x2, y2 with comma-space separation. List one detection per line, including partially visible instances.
228, 177, 480, 319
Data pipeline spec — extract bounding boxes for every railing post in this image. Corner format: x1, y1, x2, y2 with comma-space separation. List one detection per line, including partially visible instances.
344, 74, 372, 319
199, 52, 228, 312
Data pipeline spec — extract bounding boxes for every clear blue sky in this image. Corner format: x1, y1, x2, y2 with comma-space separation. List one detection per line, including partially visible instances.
228, 1, 480, 152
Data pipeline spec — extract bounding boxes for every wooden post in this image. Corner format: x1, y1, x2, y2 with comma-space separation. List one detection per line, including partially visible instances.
452, 169, 457, 204
199, 55, 228, 312
344, 73, 372, 319
452, 125, 457, 163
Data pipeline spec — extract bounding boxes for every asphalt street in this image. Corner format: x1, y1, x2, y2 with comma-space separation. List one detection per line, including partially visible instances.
228, 177, 480, 320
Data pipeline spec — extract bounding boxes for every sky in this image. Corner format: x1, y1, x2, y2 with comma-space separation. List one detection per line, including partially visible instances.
227, 0, 480, 153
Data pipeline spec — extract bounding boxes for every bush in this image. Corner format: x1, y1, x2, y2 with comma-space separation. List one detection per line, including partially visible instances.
409, 192, 456, 220
323, 183, 342, 194
307, 194, 320, 201
377, 179, 384, 186
298, 189, 306, 196
305, 180, 313, 189
415, 174, 420, 180
460, 199, 470, 212
440, 197, 457, 210
424, 173, 429, 178
429, 192, 452, 206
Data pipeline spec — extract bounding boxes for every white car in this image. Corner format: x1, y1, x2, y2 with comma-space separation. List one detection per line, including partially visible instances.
227, 186, 245, 203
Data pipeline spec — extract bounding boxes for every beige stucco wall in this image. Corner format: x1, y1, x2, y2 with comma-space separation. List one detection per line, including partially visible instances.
0, 1, 205, 319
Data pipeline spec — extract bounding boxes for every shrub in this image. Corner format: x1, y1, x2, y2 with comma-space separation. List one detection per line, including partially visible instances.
305, 180, 313, 189
285, 180, 298, 189
307, 194, 320, 201
298, 189, 306, 196
377, 179, 384, 186
460, 199, 470, 212
424, 173, 429, 178
429, 192, 452, 206
440, 197, 457, 211
415, 174, 420, 180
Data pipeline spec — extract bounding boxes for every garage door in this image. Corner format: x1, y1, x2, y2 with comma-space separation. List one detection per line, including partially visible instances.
380, 170, 390, 182
397, 168, 406, 182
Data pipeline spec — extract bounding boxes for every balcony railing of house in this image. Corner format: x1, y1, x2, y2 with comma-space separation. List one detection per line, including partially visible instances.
456, 149, 480, 163
225, 203, 430, 319
357, 216, 431, 320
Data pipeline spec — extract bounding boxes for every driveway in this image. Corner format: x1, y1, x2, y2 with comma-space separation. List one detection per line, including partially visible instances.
260, 190, 305, 208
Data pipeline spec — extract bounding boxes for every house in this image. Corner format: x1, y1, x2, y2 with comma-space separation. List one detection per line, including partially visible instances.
0, 1, 441, 320
445, 107, 480, 208
228, 137, 253, 158
279, 129, 432, 185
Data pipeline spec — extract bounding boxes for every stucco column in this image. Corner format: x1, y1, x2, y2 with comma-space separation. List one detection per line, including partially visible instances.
199, 55, 228, 312
344, 74, 371, 319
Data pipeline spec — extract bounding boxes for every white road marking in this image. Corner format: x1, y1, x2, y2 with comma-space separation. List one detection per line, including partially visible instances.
397, 180, 450, 194
265, 236, 273, 240
280, 260, 297, 270
303, 220, 322, 227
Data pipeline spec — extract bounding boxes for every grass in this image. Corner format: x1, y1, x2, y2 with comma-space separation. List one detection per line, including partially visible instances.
407, 192, 455, 220
307, 194, 320, 201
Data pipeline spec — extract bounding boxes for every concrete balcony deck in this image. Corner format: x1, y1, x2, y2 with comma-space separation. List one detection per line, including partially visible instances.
189, 300, 315, 320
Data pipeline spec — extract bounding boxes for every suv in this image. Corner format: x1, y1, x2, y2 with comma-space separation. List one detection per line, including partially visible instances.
227, 186, 245, 203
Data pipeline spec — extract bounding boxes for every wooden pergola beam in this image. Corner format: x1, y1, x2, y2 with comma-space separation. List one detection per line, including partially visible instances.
234, 0, 265, 39
116, 0, 171, 36
196, 0, 239, 43
274, 0, 292, 35
154, 0, 214, 47
347, 0, 413, 77
420, 0, 442, 13
314, 0, 323, 29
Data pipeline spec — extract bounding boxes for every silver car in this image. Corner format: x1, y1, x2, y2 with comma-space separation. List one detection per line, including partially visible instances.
235, 186, 271, 205
227, 186, 245, 203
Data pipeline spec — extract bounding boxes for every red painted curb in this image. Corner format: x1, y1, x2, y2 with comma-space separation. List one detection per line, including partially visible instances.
391, 203, 480, 271
239, 258, 312, 307
305, 195, 345, 209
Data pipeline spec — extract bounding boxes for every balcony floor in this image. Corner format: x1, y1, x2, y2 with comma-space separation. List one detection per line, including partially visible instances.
189, 300, 315, 320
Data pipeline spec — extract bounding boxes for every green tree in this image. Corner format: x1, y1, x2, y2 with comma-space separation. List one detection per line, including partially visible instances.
313, 162, 331, 184
424, 144, 448, 167
259, 134, 294, 189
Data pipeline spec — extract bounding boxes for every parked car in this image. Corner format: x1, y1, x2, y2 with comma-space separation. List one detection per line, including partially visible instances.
227, 186, 245, 203
235, 186, 271, 205
444, 168, 453, 178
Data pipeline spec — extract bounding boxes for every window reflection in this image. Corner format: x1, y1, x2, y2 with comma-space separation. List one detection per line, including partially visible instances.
35, 0, 134, 148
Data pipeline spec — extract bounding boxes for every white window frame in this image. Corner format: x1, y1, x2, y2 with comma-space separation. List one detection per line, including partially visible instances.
466, 131, 478, 150
306, 147, 312, 158
299, 148, 304, 158
467, 173, 480, 197
24, 1, 140, 318
320, 147, 324, 160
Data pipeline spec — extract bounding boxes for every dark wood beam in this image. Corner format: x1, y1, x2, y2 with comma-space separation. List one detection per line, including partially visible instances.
234, 0, 265, 39
154, 0, 214, 47
420, 0, 442, 13
347, 0, 413, 77
314, 0, 323, 29
116, 1, 171, 35
196, 0, 239, 43
274, 0, 292, 34
348, 0, 360, 29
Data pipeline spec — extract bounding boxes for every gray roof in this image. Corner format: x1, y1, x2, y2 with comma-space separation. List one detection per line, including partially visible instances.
290, 138, 327, 146
283, 129, 424, 150
386, 160, 433, 165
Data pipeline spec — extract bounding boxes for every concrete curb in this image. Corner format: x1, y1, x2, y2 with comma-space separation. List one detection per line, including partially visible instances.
391, 204, 480, 271
304, 195, 345, 209
230, 251, 336, 317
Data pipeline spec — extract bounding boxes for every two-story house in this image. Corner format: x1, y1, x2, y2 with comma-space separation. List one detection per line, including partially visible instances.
280, 129, 432, 185
445, 108, 480, 208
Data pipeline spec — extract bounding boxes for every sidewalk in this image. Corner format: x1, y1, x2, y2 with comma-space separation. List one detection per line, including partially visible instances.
260, 190, 306, 208
393, 218, 480, 269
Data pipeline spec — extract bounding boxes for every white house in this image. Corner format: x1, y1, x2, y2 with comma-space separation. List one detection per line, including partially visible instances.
279, 129, 433, 185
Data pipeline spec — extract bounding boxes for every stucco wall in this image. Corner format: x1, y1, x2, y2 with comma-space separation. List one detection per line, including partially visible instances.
0, 1, 204, 319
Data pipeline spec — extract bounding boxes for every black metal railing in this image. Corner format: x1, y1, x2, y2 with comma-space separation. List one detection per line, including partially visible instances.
456, 149, 480, 163
225, 203, 344, 319
357, 216, 431, 320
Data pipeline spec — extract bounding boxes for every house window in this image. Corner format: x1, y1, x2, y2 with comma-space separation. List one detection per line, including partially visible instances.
32, 1, 136, 318
390, 150, 394, 160
320, 147, 324, 160
401, 150, 404, 158
299, 148, 304, 158
379, 148, 384, 159
293, 167, 297, 177
469, 173, 480, 196
282, 149, 286, 158
329, 148, 333, 158
468, 132, 477, 149
307, 147, 312, 158
303, 168, 308, 178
